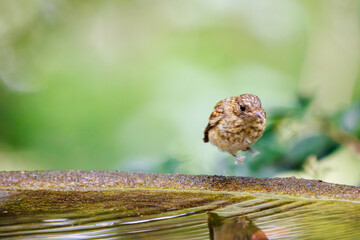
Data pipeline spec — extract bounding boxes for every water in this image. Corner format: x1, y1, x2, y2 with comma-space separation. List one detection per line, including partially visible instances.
0, 189, 359, 239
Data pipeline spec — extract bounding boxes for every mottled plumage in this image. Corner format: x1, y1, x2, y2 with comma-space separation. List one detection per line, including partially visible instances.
203, 94, 266, 164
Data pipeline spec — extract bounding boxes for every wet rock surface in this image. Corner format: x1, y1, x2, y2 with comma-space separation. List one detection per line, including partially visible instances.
0, 171, 359, 201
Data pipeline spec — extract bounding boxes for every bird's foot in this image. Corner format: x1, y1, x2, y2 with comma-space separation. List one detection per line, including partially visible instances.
234, 155, 246, 165
247, 147, 260, 157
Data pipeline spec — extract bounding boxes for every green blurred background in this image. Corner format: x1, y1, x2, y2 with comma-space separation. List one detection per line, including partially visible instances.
0, 0, 359, 185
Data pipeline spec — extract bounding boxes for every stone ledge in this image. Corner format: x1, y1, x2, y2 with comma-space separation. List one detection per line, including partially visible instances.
0, 170, 359, 201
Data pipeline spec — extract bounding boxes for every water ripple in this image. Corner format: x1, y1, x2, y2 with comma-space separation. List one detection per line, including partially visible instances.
0, 190, 359, 240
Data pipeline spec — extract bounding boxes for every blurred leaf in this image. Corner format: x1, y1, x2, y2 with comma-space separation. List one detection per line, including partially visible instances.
158, 157, 180, 174
297, 94, 312, 110
340, 103, 360, 138
284, 135, 339, 169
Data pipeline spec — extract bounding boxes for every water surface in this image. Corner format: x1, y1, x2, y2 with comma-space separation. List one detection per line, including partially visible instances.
1, 189, 359, 239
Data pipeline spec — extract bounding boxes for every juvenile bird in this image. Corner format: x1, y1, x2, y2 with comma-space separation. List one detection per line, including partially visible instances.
203, 94, 266, 164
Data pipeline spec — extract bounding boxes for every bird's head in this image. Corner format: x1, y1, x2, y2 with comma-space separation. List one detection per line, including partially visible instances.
236, 94, 266, 121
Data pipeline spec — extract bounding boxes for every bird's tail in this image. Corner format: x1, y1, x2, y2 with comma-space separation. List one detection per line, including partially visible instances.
203, 133, 209, 142
203, 123, 211, 142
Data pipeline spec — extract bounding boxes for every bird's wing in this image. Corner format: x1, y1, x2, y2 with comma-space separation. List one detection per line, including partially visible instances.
203, 100, 225, 142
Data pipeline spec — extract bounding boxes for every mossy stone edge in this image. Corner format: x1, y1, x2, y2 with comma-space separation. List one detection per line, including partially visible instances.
0, 171, 359, 201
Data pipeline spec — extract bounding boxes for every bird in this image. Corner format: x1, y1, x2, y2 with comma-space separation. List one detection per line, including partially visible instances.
203, 93, 266, 164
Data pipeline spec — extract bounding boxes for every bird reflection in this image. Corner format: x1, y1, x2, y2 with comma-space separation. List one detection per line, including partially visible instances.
208, 212, 268, 240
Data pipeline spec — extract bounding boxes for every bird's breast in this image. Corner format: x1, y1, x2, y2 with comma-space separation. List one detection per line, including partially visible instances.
209, 116, 265, 151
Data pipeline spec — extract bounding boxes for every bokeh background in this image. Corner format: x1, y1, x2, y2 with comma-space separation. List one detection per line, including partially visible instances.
0, 0, 359, 186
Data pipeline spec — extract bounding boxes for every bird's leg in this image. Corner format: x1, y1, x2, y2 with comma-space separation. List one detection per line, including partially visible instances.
234, 155, 246, 165
246, 147, 260, 156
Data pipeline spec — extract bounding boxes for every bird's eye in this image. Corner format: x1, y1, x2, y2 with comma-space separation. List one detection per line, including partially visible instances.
240, 105, 246, 111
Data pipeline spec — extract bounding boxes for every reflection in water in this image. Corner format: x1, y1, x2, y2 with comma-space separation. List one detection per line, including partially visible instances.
208, 213, 268, 240
0, 189, 359, 239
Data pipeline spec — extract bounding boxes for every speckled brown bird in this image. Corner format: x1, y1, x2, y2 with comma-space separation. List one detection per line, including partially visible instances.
203, 94, 266, 164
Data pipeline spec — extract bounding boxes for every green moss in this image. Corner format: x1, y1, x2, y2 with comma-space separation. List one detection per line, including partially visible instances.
0, 188, 254, 218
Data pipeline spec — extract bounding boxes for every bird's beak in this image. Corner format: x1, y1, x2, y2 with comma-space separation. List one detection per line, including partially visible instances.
254, 111, 264, 120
